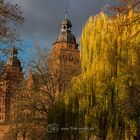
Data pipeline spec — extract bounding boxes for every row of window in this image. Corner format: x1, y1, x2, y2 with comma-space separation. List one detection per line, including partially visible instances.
0, 113, 31, 121
10, 112, 31, 120
0, 113, 45, 121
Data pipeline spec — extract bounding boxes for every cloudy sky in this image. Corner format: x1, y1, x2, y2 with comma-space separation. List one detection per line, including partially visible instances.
11, 0, 117, 68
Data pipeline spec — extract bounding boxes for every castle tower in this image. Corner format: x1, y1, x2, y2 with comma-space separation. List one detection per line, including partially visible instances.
48, 14, 80, 92
0, 47, 23, 123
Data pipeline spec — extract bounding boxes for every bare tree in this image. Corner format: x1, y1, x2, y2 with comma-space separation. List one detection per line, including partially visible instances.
109, 0, 140, 14
0, 0, 24, 54
8, 45, 67, 140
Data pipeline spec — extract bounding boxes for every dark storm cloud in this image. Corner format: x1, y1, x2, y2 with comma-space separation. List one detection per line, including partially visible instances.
15, 0, 117, 46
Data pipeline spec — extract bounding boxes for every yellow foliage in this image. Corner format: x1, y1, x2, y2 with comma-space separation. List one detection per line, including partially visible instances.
64, 10, 140, 139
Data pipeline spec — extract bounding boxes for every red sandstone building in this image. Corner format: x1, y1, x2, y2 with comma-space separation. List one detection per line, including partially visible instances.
0, 47, 23, 139
0, 15, 80, 140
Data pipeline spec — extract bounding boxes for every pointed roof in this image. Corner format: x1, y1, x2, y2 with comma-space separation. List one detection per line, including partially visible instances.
27, 71, 42, 90
27, 70, 35, 89
6, 47, 22, 71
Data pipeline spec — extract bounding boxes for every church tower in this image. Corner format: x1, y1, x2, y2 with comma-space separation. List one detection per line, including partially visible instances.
0, 47, 23, 123
48, 14, 80, 92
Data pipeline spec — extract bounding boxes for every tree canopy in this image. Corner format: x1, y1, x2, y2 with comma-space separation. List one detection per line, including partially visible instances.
63, 8, 140, 140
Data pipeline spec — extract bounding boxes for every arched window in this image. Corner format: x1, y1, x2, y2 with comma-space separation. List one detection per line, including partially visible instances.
1, 115, 3, 120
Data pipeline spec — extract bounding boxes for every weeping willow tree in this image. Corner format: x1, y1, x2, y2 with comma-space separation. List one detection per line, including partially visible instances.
63, 9, 140, 140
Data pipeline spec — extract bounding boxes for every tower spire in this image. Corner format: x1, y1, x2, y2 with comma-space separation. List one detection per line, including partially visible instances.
65, 7, 68, 19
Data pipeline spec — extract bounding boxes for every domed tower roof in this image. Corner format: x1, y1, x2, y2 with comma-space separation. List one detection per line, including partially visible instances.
55, 15, 76, 43
56, 30, 76, 43
6, 47, 22, 71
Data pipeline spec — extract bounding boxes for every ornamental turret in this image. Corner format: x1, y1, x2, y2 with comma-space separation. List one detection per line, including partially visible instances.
0, 47, 23, 123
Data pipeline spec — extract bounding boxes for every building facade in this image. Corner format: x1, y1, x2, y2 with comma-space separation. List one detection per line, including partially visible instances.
0, 15, 80, 140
